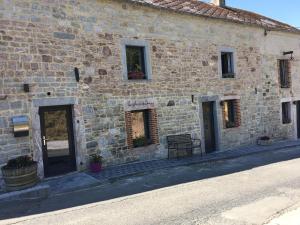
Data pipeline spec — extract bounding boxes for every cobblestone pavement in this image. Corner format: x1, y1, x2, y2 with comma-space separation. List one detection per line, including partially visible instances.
89, 140, 300, 181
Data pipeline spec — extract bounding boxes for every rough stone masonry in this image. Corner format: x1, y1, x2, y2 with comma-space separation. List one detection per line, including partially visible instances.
0, 0, 300, 185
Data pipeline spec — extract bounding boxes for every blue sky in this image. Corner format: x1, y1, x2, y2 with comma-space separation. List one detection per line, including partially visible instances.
203, 0, 300, 28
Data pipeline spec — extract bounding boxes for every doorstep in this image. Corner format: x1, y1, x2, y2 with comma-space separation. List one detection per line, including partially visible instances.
0, 172, 101, 203
43, 172, 101, 194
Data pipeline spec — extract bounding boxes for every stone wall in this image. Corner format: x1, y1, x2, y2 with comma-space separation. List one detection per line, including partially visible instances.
0, 0, 300, 180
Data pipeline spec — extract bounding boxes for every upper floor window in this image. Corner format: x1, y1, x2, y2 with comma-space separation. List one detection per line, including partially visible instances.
279, 59, 291, 88
282, 102, 291, 124
221, 52, 235, 78
121, 39, 152, 81
126, 46, 146, 80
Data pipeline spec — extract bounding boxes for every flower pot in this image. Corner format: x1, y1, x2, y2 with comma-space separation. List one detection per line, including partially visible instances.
128, 71, 145, 80
257, 139, 272, 146
1, 162, 38, 191
90, 162, 102, 173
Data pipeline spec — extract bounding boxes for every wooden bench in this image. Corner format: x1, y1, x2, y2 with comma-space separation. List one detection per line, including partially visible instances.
167, 134, 202, 159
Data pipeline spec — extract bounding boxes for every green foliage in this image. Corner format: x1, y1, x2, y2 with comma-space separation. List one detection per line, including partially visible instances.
90, 154, 102, 163
133, 136, 147, 147
126, 46, 144, 73
226, 121, 236, 128
3, 155, 35, 170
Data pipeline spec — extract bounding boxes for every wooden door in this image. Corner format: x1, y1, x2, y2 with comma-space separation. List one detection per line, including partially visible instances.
202, 102, 216, 153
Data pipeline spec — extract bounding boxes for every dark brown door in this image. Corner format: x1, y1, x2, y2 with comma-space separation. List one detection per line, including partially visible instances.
297, 102, 300, 139
39, 105, 76, 177
203, 102, 216, 153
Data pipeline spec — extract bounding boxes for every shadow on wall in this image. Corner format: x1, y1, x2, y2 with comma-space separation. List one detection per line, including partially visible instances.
1, 146, 300, 220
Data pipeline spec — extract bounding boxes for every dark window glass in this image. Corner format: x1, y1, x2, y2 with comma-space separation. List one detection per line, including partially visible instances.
282, 102, 291, 124
131, 110, 151, 147
126, 46, 146, 80
221, 52, 234, 78
224, 100, 236, 128
279, 60, 290, 88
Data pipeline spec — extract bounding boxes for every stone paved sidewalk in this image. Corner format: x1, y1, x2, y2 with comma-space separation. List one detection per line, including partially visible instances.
1, 139, 300, 202
89, 139, 300, 181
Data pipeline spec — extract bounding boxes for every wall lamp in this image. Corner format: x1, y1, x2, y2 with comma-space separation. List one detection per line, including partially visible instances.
74, 67, 80, 82
23, 84, 30, 92
264, 29, 269, 36
283, 51, 294, 60
0, 94, 7, 100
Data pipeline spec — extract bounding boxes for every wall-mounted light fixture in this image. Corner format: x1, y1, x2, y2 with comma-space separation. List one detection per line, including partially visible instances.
283, 51, 294, 60
264, 29, 268, 36
74, 67, 80, 82
23, 84, 30, 93
0, 94, 7, 100
293, 101, 298, 105
191, 95, 195, 103
167, 100, 175, 107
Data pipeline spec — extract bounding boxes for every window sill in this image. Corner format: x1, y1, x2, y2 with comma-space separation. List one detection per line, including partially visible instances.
132, 143, 158, 150
282, 122, 292, 125
125, 79, 152, 83
224, 126, 240, 130
222, 73, 235, 79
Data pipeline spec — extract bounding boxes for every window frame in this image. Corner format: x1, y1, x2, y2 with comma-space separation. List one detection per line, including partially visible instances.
131, 109, 152, 147
219, 47, 236, 79
221, 97, 241, 129
224, 100, 235, 127
121, 39, 152, 81
126, 46, 146, 80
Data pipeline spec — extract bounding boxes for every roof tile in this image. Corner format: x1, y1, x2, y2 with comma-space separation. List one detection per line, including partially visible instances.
132, 0, 299, 33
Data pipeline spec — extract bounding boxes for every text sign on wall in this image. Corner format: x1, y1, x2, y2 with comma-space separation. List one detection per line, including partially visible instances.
124, 98, 157, 111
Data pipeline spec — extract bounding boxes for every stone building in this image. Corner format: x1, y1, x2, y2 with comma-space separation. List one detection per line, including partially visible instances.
0, 0, 300, 182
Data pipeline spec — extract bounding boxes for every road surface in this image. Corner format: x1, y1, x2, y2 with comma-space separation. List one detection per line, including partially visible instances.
1, 146, 300, 225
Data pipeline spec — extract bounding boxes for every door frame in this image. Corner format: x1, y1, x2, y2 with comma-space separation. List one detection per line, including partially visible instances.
39, 105, 77, 177
199, 96, 221, 153
294, 100, 300, 139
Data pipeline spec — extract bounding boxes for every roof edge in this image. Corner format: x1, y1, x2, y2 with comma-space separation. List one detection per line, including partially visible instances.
119, 0, 300, 35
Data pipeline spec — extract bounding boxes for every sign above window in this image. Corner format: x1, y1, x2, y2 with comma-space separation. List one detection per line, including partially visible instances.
124, 98, 157, 111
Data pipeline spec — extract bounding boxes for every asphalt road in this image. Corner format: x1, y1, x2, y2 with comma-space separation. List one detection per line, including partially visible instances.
1, 146, 300, 225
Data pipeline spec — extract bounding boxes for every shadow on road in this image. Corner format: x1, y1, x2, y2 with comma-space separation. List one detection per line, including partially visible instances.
1, 147, 300, 221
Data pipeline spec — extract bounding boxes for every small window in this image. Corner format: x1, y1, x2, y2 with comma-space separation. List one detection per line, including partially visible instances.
282, 102, 291, 124
131, 110, 151, 147
126, 46, 146, 80
279, 60, 291, 88
223, 100, 240, 128
221, 52, 234, 78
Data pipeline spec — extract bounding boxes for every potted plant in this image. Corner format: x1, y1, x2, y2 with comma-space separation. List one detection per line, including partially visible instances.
226, 121, 236, 129
90, 154, 102, 173
133, 136, 147, 148
257, 136, 272, 146
128, 64, 145, 80
1, 155, 38, 191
